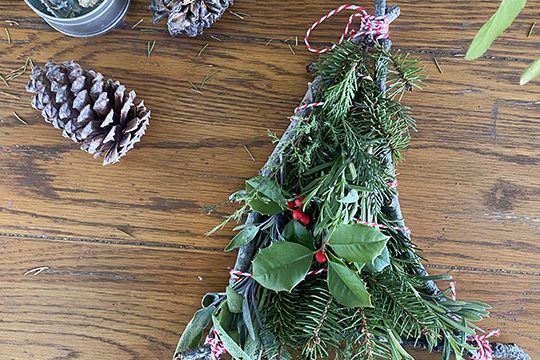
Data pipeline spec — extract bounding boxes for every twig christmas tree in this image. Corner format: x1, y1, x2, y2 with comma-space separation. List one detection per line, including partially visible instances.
174, 2, 531, 359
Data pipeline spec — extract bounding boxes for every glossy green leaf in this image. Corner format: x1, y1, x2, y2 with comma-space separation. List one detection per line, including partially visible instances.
252, 241, 314, 292
520, 58, 540, 85
226, 286, 243, 313
175, 305, 215, 354
246, 176, 287, 204
364, 247, 391, 273
212, 314, 252, 360
225, 224, 259, 252
465, 0, 527, 60
283, 220, 315, 250
327, 258, 372, 308
328, 223, 389, 264
247, 195, 283, 215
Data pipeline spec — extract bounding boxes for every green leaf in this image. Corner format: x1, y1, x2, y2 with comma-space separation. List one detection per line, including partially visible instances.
283, 220, 315, 250
328, 223, 389, 264
226, 286, 243, 313
252, 241, 314, 292
247, 195, 283, 215
338, 189, 359, 204
246, 176, 286, 204
242, 296, 256, 339
225, 224, 260, 252
364, 247, 391, 273
520, 58, 540, 85
327, 258, 372, 308
212, 314, 253, 360
175, 305, 215, 354
465, 0, 527, 60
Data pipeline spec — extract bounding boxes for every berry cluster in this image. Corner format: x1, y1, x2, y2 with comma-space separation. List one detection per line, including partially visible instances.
287, 196, 311, 226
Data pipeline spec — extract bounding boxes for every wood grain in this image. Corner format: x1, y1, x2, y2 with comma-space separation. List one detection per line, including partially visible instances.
0, 0, 538, 359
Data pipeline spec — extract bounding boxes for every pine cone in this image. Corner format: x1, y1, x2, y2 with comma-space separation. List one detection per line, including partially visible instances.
26, 61, 150, 166
149, 0, 233, 37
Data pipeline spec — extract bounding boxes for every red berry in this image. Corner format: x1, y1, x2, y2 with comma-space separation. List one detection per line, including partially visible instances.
294, 196, 305, 208
287, 201, 296, 209
315, 250, 327, 264
299, 213, 311, 226
292, 209, 304, 220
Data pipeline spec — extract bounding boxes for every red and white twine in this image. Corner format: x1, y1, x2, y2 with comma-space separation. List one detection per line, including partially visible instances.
204, 329, 227, 360
304, 4, 389, 54
468, 329, 501, 360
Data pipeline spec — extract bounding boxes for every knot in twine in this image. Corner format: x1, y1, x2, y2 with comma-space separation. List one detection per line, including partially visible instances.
204, 329, 227, 360
305, 4, 389, 54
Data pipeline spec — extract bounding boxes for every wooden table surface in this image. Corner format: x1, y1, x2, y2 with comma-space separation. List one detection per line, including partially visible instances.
0, 1, 538, 359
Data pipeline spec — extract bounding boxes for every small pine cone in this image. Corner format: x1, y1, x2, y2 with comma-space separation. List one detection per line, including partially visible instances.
26, 61, 150, 166
149, 0, 233, 37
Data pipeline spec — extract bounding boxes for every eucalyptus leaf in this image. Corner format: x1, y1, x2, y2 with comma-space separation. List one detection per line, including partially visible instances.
283, 220, 316, 249
225, 224, 260, 252
465, 0, 527, 60
252, 241, 314, 292
242, 296, 256, 340
213, 315, 253, 360
226, 286, 243, 313
327, 258, 372, 308
328, 223, 389, 264
520, 58, 540, 85
175, 305, 215, 354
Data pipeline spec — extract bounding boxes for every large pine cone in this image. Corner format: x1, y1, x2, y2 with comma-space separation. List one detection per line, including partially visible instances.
149, 0, 233, 37
26, 61, 150, 166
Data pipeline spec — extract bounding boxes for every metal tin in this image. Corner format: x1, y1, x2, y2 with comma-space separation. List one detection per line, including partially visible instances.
24, 0, 131, 38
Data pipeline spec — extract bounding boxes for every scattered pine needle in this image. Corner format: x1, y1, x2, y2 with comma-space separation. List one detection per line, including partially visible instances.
287, 43, 296, 55
5, 20, 19, 26
210, 35, 222, 41
433, 57, 443, 74
283, 36, 293, 43
188, 80, 203, 94
229, 10, 248, 20
5, 28, 11, 45
0, 90, 19, 99
13, 112, 27, 125
131, 18, 144, 29
265, 39, 273, 46
295, 36, 298, 46
24, 266, 49, 276
528, 22, 536, 38
243, 145, 255, 161
0, 74, 9, 87
198, 43, 209, 57
200, 73, 216, 88
147, 40, 156, 58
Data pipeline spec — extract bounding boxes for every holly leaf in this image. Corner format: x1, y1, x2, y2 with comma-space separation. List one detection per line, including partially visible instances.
364, 247, 391, 273
520, 58, 540, 85
226, 286, 243, 313
327, 258, 372, 308
247, 195, 283, 215
252, 241, 314, 292
246, 176, 287, 204
328, 223, 389, 264
284, 220, 316, 250
174, 305, 215, 354
465, 0, 527, 60
225, 224, 260, 252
